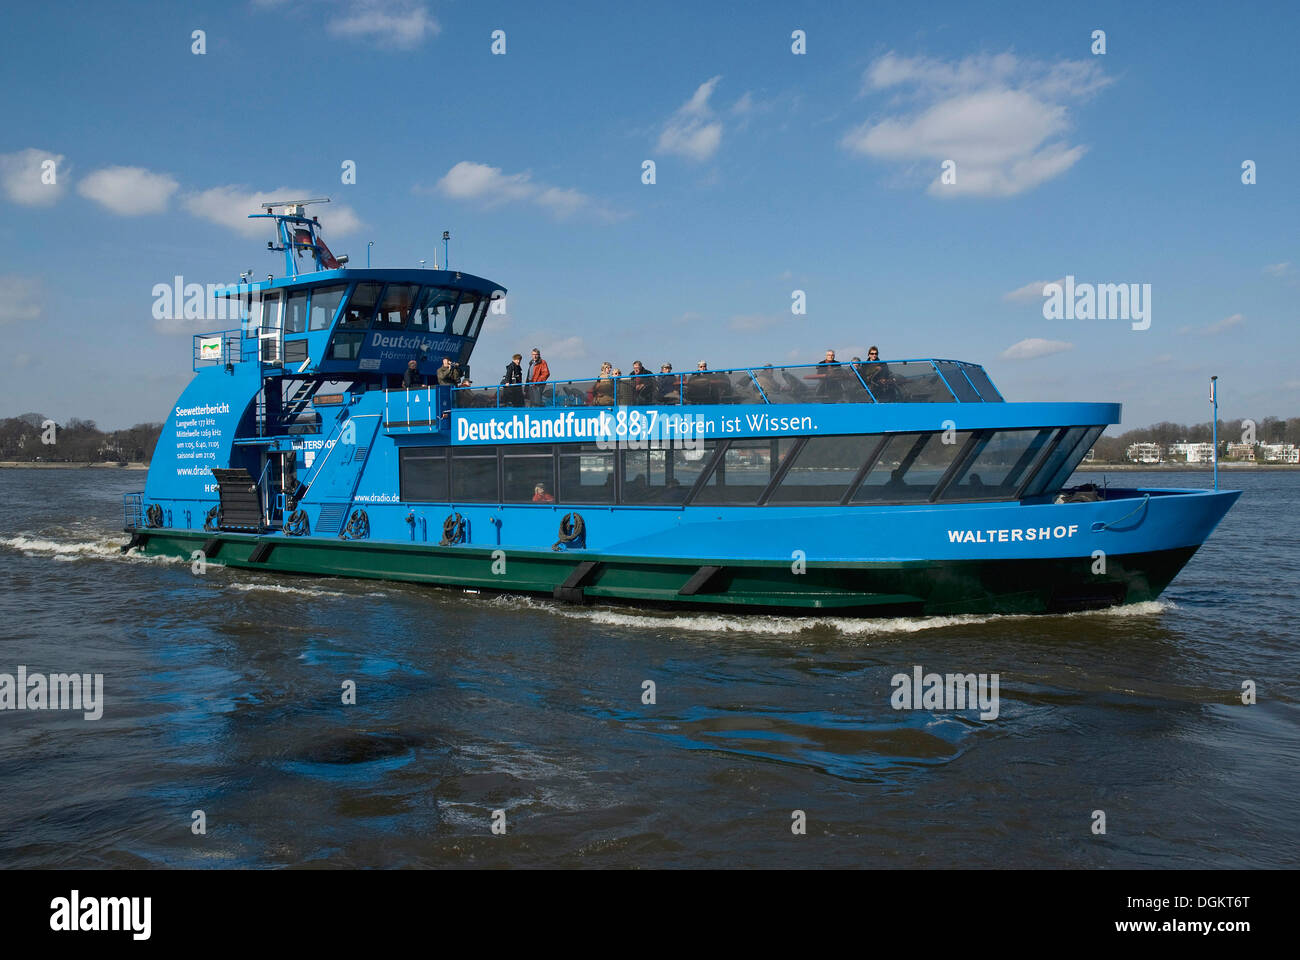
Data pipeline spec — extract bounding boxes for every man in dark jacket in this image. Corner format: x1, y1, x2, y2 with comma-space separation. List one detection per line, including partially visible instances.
402, 359, 423, 389
503, 353, 524, 407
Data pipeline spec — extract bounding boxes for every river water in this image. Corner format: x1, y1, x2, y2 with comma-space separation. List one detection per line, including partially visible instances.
0, 467, 1296, 868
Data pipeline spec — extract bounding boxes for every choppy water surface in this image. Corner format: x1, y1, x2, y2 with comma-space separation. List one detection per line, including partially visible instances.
0, 468, 1296, 868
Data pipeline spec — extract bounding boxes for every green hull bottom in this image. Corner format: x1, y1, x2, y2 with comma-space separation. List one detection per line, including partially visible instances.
125, 529, 1198, 616
126, 528, 1190, 616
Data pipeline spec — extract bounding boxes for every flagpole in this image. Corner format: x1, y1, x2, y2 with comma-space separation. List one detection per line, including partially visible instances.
1210, 376, 1219, 491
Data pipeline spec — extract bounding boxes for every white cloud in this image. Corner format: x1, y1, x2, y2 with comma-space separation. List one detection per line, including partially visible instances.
1003, 277, 1067, 303
844, 52, 1110, 197
327, 0, 439, 49
0, 275, 42, 324
1263, 262, 1292, 277
657, 77, 724, 161
0, 148, 66, 206
728, 314, 782, 331
1203, 313, 1245, 336
77, 166, 178, 215
1001, 337, 1074, 360
541, 335, 586, 361
432, 161, 613, 221
183, 186, 362, 237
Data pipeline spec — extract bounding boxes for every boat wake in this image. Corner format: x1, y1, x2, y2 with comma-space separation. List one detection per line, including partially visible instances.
0, 533, 183, 565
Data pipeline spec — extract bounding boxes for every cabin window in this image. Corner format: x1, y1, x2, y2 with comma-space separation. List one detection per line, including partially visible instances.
1036, 425, 1104, 494
329, 331, 365, 360
255, 291, 281, 331
399, 448, 448, 502
849, 431, 971, 502
503, 445, 556, 503
449, 294, 482, 336
939, 428, 1054, 500
450, 449, 499, 502
340, 282, 383, 328
283, 291, 308, 335
958, 365, 1003, 402
409, 286, 457, 332
375, 284, 419, 329
692, 439, 794, 505
309, 284, 347, 331
1021, 426, 1088, 497
283, 339, 308, 363
619, 441, 718, 504
559, 444, 616, 503
765, 435, 878, 504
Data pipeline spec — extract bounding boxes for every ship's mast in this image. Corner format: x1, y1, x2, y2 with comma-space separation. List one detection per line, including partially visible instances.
248, 198, 347, 279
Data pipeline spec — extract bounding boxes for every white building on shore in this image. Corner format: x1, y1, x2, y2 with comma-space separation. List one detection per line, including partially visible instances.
1126, 442, 1163, 463
1167, 441, 1216, 463
1259, 443, 1299, 463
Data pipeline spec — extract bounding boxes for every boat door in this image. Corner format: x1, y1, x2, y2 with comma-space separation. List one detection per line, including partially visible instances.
258, 290, 283, 364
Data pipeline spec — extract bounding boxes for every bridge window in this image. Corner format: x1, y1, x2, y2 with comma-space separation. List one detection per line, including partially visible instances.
409, 286, 457, 332
850, 431, 970, 502
329, 331, 364, 360
934, 362, 982, 403
449, 294, 483, 336
766, 435, 879, 504
693, 439, 796, 504
399, 448, 448, 502
340, 282, 382, 328
559, 443, 615, 503
939, 428, 1054, 499
309, 284, 346, 331
375, 284, 419, 329
961, 366, 1004, 402
284, 290, 308, 335
503, 444, 555, 502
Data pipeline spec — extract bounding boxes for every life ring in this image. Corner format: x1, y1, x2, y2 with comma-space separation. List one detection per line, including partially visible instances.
340, 508, 369, 540
440, 512, 466, 545
145, 504, 164, 528
552, 512, 585, 551
203, 504, 220, 532
283, 509, 311, 536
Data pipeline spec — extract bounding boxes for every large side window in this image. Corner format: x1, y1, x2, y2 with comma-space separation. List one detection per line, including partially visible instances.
340, 282, 383, 328
850, 431, 970, 502
620, 441, 718, 504
410, 286, 457, 333
451, 448, 499, 502
940, 428, 1055, 500
399, 448, 448, 502
559, 443, 616, 504
449, 294, 482, 336
309, 284, 346, 331
375, 284, 419, 329
766, 435, 878, 504
503, 444, 555, 502
1038, 425, 1104, 494
693, 439, 795, 505
1021, 426, 1087, 497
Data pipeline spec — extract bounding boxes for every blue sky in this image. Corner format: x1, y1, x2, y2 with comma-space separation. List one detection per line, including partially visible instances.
0, 0, 1296, 431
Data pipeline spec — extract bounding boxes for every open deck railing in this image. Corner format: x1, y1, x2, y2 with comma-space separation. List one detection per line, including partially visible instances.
451, 359, 1003, 410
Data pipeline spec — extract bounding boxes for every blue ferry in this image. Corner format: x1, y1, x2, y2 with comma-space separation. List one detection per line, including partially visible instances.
124, 203, 1240, 615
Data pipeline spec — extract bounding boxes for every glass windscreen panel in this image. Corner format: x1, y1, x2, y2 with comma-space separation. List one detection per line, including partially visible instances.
375, 284, 419, 329
620, 441, 718, 504
1021, 427, 1087, 497
766, 435, 879, 504
940, 429, 1055, 500
858, 361, 954, 403
850, 431, 970, 502
449, 294, 483, 336
692, 439, 797, 505
935, 362, 983, 403
340, 282, 382, 328
559, 443, 615, 503
309, 284, 347, 331
748, 365, 874, 404
409, 286, 458, 333
959, 365, 1004, 402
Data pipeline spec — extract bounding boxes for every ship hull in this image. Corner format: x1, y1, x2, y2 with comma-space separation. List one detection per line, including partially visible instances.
126, 527, 1205, 616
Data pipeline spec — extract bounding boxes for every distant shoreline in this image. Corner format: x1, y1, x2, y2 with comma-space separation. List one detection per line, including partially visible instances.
0, 461, 148, 470
1077, 463, 1296, 471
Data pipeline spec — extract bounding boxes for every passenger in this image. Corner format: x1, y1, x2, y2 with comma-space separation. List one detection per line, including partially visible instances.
402, 359, 423, 389
630, 360, 656, 404
756, 363, 780, 400
436, 357, 458, 386
455, 376, 484, 407
532, 482, 555, 503
685, 360, 715, 404
590, 362, 615, 405
859, 345, 898, 401
526, 347, 550, 406
503, 353, 524, 407
814, 349, 844, 401
614, 367, 635, 405
656, 362, 680, 404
